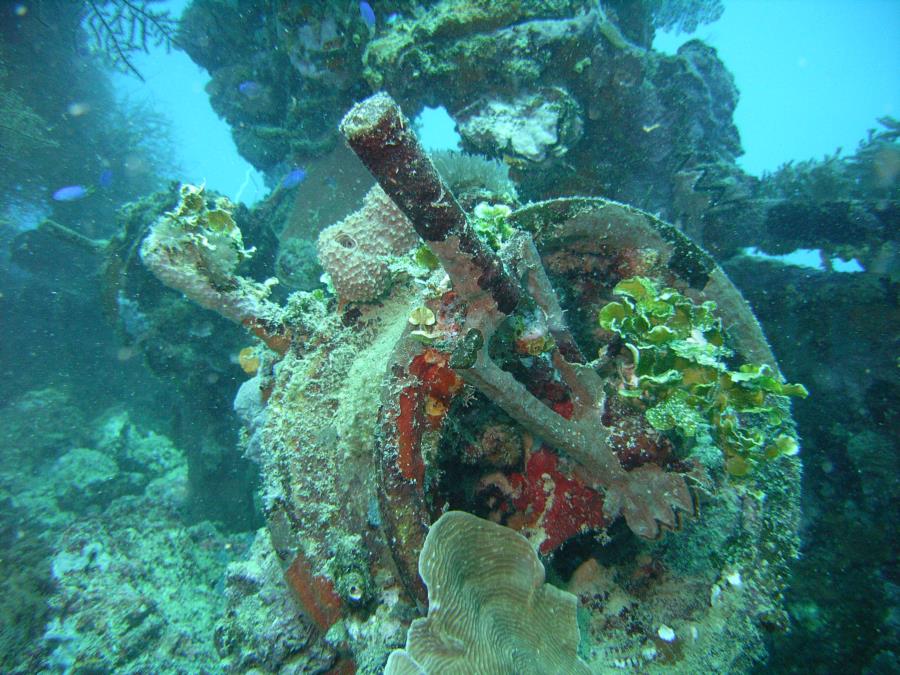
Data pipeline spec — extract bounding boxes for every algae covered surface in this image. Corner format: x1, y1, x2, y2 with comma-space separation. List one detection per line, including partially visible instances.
0, 1, 896, 673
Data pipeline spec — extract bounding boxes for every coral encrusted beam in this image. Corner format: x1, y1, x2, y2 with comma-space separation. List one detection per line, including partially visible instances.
340, 92, 520, 315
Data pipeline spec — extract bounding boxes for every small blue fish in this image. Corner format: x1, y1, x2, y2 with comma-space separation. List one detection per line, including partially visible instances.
238, 80, 264, 99
281, 167, 307, 189
52, 185, 89, 202
359, 1, 376, 29
99, 169, 114, 188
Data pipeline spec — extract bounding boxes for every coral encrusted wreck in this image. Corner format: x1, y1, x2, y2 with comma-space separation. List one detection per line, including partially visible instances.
141, 93, 803, 674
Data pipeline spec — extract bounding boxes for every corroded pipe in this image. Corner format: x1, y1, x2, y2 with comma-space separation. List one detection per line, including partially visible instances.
340, 92, 520, 315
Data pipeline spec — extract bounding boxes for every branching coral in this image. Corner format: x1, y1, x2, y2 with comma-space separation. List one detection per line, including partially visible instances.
0, 80, 57, 152
82, 0, 178, 81
0, 57, 58, 196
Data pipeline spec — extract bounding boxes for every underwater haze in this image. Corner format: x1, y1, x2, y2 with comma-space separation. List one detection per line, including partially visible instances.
0, 1, 896, 673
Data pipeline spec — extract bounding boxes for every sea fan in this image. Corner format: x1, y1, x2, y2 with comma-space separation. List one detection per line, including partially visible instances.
82, 0, 178, 80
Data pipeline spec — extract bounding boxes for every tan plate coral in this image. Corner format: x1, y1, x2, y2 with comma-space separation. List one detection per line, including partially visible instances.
385, 511, 590, 674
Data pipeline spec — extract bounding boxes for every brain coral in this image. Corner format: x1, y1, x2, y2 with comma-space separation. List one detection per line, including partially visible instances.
316, 185, 419, 304
385, 511, 590, 675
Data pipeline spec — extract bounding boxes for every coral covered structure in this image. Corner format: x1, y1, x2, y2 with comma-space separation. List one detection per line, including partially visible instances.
141, 92, 803, 673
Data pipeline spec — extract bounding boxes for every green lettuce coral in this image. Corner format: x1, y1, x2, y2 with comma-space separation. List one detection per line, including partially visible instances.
471, 202, 515, 251
599, 276, 807, 476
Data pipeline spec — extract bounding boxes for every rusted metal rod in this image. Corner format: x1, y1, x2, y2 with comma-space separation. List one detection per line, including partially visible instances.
340, 92, 520, 315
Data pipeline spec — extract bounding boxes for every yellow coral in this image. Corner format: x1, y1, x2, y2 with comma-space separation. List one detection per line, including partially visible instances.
238, 347, 260, 375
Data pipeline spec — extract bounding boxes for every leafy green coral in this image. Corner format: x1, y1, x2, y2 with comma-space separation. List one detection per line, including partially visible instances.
599, 276, 807, 476
471, 202, 515, 251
